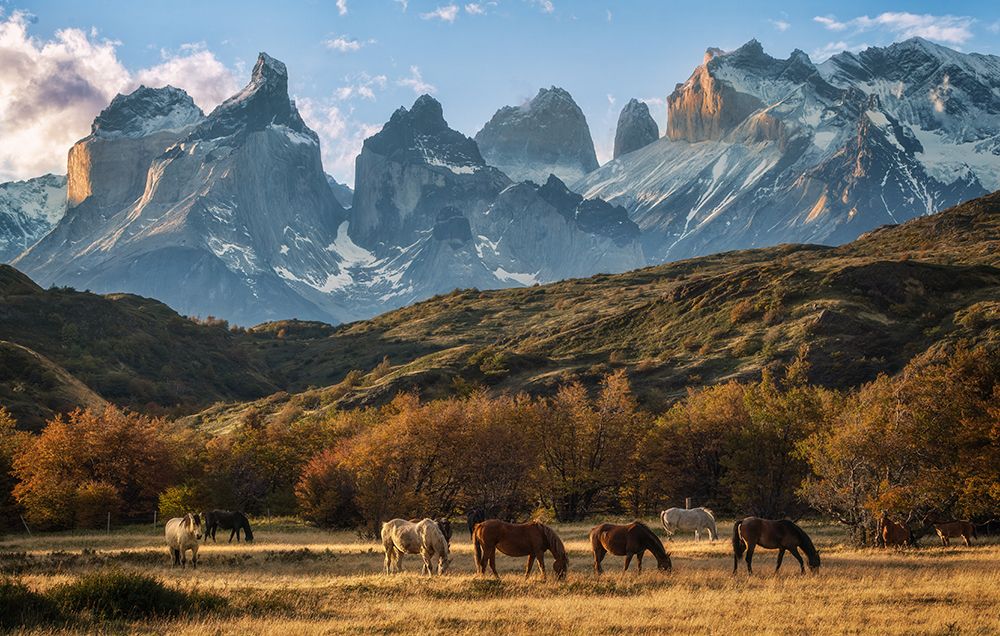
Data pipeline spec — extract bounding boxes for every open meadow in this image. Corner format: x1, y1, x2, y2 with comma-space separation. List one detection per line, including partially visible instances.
2, 518, 998, 634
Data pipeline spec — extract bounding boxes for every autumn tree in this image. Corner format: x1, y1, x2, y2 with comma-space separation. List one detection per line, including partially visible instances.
0, 408, 29, 530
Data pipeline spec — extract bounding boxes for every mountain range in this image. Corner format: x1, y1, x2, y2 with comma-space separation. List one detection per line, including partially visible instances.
3, 38, 1000, 326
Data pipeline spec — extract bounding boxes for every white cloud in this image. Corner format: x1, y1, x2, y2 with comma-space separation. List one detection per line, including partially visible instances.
813, 12, 975, 45
324, 35, 374, 53
606, 9, 612, 23
297, 97, 380, 186
421, 4, 459, 22
333, 72, 387, 101
394, 0, 408, 10
135, 44, 239, 111
0, 12, 241, 181
528, 0, 554, 13
0, 12, 129, 181
987, 21, 1000, 34
769, 19, 791, 32
336, 0, 348, 16
465, 3, 485, 15
811, 40, 869, 62
397, 66, 435, 94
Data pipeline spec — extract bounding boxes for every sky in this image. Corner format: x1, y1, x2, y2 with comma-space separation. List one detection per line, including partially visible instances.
2, 1, 1000, 186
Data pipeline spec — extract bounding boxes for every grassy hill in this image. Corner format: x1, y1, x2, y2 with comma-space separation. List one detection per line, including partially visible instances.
2, 191, 998, 430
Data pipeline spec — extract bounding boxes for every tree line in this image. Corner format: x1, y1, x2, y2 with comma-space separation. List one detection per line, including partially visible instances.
1, 345, 996, 544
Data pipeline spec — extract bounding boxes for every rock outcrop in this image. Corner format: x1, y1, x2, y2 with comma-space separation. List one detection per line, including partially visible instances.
613, 99, 659, 158
0, 174, 66, 262
475, 87, 599, 185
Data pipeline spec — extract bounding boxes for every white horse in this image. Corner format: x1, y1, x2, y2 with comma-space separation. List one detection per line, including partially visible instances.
381, 518, 452, 575
660, 507, 718, 541
165, 513, 203, 568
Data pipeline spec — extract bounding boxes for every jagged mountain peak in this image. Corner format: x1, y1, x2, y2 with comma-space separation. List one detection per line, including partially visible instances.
364, 95, 484, 168
614, 98, 659, 159
91, 85, 204, 139
190, 51, 313, 142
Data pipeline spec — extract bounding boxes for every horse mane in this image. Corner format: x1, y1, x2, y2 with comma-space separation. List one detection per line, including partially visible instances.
701, 508, 715, 520
782, 520, 821, 568
633, 521, 669, 560
540, 523, 567, 563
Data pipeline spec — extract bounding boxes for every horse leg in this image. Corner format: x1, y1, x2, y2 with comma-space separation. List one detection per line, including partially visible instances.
537, 552, 547, 580
623, 552, 633, 573
775, 548, 785, 573
695, 528, 700, 542
171, 548, 180, 566
384, 548, 392, 574
229, 527, 236, 543
745, 544, 755, 575
488, 549, 499, 578
594, 546, 606, 575
963, 533, 971, 547
789, 547, 805, 574
422, 550, 433, 576
192, 545, 198, 569
636, 550, 644, 574
524, 554, 535, 578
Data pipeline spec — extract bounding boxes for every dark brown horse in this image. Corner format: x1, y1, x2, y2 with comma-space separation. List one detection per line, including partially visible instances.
930, 520, 976, 546
473, 520, 568, 579
879, 511, 914, 547
590, 521, 672, 574
733, 517, 820, 575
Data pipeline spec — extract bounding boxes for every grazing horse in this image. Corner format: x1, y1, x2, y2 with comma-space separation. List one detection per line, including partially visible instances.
204, 510, 254, 543
931, 520, 976, 547
409, 518, 453, 545
589, 521, 672, 574
879, 511, 914, 547
660, 507, 718, 541
165, 513, 203, 568
473, 520, 568, 580
382, 518, 452, 575
733, 517, 820, 575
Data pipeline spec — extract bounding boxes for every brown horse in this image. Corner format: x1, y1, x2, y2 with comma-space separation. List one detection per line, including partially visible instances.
879, 511, 914, 547
733, 517, 821, 575
473, 520, 568, 579
931, 520, 976, 546
590, 521, 672, 574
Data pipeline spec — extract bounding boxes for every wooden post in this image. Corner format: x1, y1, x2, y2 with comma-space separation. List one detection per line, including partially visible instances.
153, 510, 157, 528
107, 512, 111, 534
20, 515, 32, 536
685, 497, 691, 510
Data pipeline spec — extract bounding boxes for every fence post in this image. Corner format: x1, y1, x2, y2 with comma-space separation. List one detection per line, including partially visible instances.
20, 515, 32, 536
685, 497, 691, 510
153, 510, 157, 528
107, 512, 111, 535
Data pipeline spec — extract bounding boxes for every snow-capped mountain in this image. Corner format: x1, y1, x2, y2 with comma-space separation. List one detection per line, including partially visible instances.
475, 87, 599, 186
0, 174, 66, 263
576, 38, 997, 261
12, 58, 640, 325
16, 53, 351, 325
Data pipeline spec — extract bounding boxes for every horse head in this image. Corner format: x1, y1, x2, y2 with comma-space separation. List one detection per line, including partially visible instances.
241, 513, 255, 543
656, 551, 672, 571
191, 513, 203, 541
438, 555, 453, 575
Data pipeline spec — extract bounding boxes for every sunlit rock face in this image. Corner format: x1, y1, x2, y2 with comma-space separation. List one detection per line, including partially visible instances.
614, 99, 659, 159
577, 38, 996, 262
475, 87, 599, 186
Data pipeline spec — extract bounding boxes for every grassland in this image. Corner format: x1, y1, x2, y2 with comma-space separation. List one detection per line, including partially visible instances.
2, 518, 998, 634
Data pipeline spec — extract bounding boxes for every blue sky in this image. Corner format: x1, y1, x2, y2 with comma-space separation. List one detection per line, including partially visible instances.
3, 1, 1000, 184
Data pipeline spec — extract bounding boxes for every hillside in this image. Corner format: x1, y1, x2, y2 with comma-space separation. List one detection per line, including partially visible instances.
1, 191, 997, 430
184, 191, 1000, 430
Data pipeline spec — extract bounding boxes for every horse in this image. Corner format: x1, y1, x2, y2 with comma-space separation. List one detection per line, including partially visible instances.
473, 520, 568, 580
878, 511, 914, 547
165, 513, 203, 568
381, 518, 452, 575
660, 507, 718, 541
203, 510, 254, 543
409, 518, 453, 545
589, 521, 672, 574
930, 520, 976, 547
732, 517, 820, 575
466, 508, 487, 537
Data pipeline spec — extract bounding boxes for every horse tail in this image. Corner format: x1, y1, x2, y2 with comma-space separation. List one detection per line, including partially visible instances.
473, 529, 484, 570
785, 520, 821, 569
732, 520, 745, 559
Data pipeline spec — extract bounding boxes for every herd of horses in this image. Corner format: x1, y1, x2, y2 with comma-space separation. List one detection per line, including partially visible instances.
161, 505, 983, 576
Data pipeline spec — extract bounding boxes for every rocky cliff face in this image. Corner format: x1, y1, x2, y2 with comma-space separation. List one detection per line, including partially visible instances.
614, 99, 659, 158
577, 38, 995, 262
0, 174, 66, 262
15, 53, 351, 325
475, 87, 599, 185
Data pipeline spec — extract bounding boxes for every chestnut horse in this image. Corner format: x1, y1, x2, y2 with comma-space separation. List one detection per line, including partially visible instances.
590, 521, 672, 574
473, 520, 568, 579
931, 520, 976, 546
879, 511, 914, 547
733, 517, 820, 575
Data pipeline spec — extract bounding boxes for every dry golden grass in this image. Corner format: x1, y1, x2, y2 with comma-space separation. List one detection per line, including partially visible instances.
2, 518, 998, 634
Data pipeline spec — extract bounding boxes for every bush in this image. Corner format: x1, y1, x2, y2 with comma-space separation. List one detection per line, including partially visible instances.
158, 484, 209, 521
74, 481, 123, 529
51, 570, 224, 620
0, 577, 62, 629
295, 449, 359, 528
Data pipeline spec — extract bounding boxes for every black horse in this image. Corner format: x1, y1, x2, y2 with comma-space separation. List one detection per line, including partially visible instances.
467, 508, 487, 537
204, 510, 254, 543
